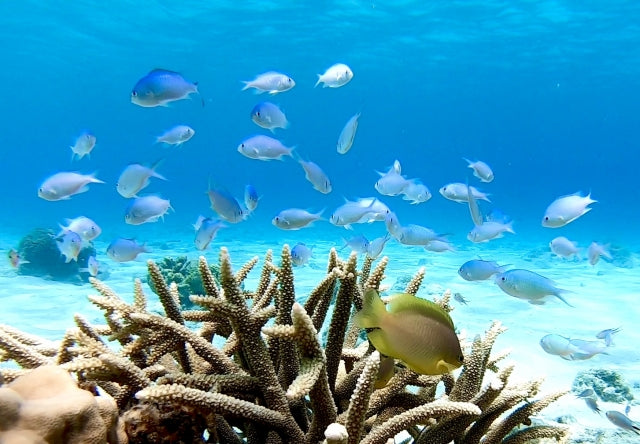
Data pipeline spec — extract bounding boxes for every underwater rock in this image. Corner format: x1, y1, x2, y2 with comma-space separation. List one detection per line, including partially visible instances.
147, 255, 220, 308
609, 245, 635, 269
17, 228, 96, 281
573, 368, 634, 403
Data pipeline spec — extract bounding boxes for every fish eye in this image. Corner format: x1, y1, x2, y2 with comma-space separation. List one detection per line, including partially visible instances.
458, 355, 464, 363
241, 143, 245, 148
501, 277, 506, 281
544, 216, 549, 221
256, 112, 260, 117
131, 91, 137, 97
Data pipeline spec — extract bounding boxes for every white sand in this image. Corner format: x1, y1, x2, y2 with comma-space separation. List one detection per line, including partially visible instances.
1, 229, 638, 441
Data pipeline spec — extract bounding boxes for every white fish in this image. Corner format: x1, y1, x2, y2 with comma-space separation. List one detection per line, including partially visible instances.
354, 198, 391, 223
467, 221, 515, 243
439, 183, 491, 203
342, 234, 369, 254
79, 255, 99, 277
606, 411, 640, 435
315, 63, 353, 88
251, 102, 289, 132
549, 236, 580, 259
291, 243, 313, 266
125, 196, 173, 225
242, 71, 295, 94
375, 170, 410, 196
207, 187, 246, 223
38, 172, 104, 201
395, 224, 442, 246
59, 216, 101, 242
367, 234, 391, 259
106, 238, 149, 262
467, 182, 483, 226
330, 199, 376, 229
587, 241, 612, 266
116, 162, 166, 198
244, 184, 260, 212
542, 191, 596, 228
401, 181, 432, 204
298, 158, 332, 194
384, 211, 403, 239
237, 135, 294, 161
70, 132, 96, 161
463, 158, 494, 182
458, 259, 509, 281
494, 269, 571, 306
596, 327, 621, 346
337, 112, 361, 154
540, 334, 577, 358
156, 125, 195, 146
194, 216, 225, 251
424, 239, 455, 253
272, 208, 323, 230
55, 230, 82, 263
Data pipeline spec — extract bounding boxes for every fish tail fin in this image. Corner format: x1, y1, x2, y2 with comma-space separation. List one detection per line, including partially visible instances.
70, 147, 77, 162
241, 81, 251, 91
505, 221, 516, 234
555, 290, 574, 307
354, 289, 386, 329
314, 75, 322, 87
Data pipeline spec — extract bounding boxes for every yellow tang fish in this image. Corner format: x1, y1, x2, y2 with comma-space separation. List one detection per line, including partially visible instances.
355, 289, 463, 375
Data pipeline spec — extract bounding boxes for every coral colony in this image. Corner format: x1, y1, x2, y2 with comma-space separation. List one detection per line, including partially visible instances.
0, 246, 568, 443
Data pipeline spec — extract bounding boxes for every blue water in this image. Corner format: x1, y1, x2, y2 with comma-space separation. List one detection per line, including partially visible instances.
1, 1, 639, 249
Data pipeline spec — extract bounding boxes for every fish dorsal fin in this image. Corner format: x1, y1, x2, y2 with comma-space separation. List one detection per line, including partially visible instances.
150, 68, 180, 76
386, 293, 455, 330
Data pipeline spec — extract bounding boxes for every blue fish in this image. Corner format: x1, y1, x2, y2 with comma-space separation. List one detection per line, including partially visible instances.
131, 69, 198, 107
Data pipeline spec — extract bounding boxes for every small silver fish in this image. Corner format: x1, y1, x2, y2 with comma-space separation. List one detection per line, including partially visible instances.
242, 72, 295, 94
156, 125, 195, 146
463, 158, 494, 183
401, 180, 432, 204
375, 169, 410, 196
251, 102, 289, 132
458, 259, 509, 281
291, 243, 313, 266
606, 410, 640, 435
244, 184, 260, 212
549, 236, 580, 259
542, 191, 596, 228
495, 269, 571, 306
272, 208, 323, 230
207, 186, 246, 223
575, 388, 595, 398
106, 238, 149, 262
342, 234, 369, 254
116, 162, 166, 199
467, 221, 515, 243
453, 292, 468, 305
59, 216, 101, 242
237, 135, 294, 161
337, 112, 360, 154
125, 196, 173, 225
439, 183, 491, 203
367, 234, 391, 259
298, 158, 332, 194
587, 241, 612, 266
70, 132, 96, 161
131, 69, 198, 107
584, 396, 601, 414
79, 255, 99, 277
56, 230, 82, 263
38, 172, 104, 201
596, 327, 621, 346
424, 239, 455, 253
315, 63, 353, 88
193, 216, 225, 251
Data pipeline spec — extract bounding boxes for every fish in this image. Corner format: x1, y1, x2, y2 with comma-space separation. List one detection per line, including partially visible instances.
384, 211, 403, 239
193, 216, 225, 251
341, 234, 370, 254
79, 256, 99, 277
297, 157, 332, 194
116, 162, 167, 199
575, 388, 595, 399
207, 186, 246, 223
131, 68, 198, 107
250, 102, 289, 132
59, 216, 101, 242
38, 172, 104, 201
540, 334, 576, 358
337, 112, 361, 154
453, 292, 469, 305
242, 72, 295, 94
207, 187, 246, 223
542, 191, 596, 228
354, 289, 464, 375
549, 236, 580, 259
401, 180, 432, 204
272, 208, 323, 230
396, 224, 443, 246
596, 327, 621, 346
458, 259, 509, 281
70, 132, 96, 161
424, 239, 455, 253
467, 221, 515, 243
587, 241, 612, 266
467, 182, 483, 226
237, 135, 294, 161
463, 158, 494, 183
106, 238, 149, 262
8, 249, 28, 268
564, 339, 609, 360
375, 170, 410, 196
495, 269, 572, 306
291, 243, 313, 266
605, 411, 640, 434
439, 183, 491, 203
329, 198, 379, 229
315, 63, 354, 88
156, 125, 195, 147
584, 397, 601, 414
375, 355, 396, 389
125, 196, 173, 225
244, 184, 260, 212
55, 230, 82, 263
367, 234, 391, 259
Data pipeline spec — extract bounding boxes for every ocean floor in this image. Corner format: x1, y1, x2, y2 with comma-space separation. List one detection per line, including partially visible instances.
1, 227, 639, 442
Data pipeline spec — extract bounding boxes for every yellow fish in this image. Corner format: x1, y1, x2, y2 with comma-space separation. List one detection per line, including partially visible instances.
355, 289, 464, 375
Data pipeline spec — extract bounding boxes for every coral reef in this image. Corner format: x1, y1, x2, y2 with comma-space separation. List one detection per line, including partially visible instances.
147, 255, 220, 308
1, 246, 569, 443
572, 368, 634, 403
17, 227, 96, 280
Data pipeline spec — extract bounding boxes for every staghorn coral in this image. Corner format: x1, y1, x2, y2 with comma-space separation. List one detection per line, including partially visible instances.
0, 246, 569, 443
